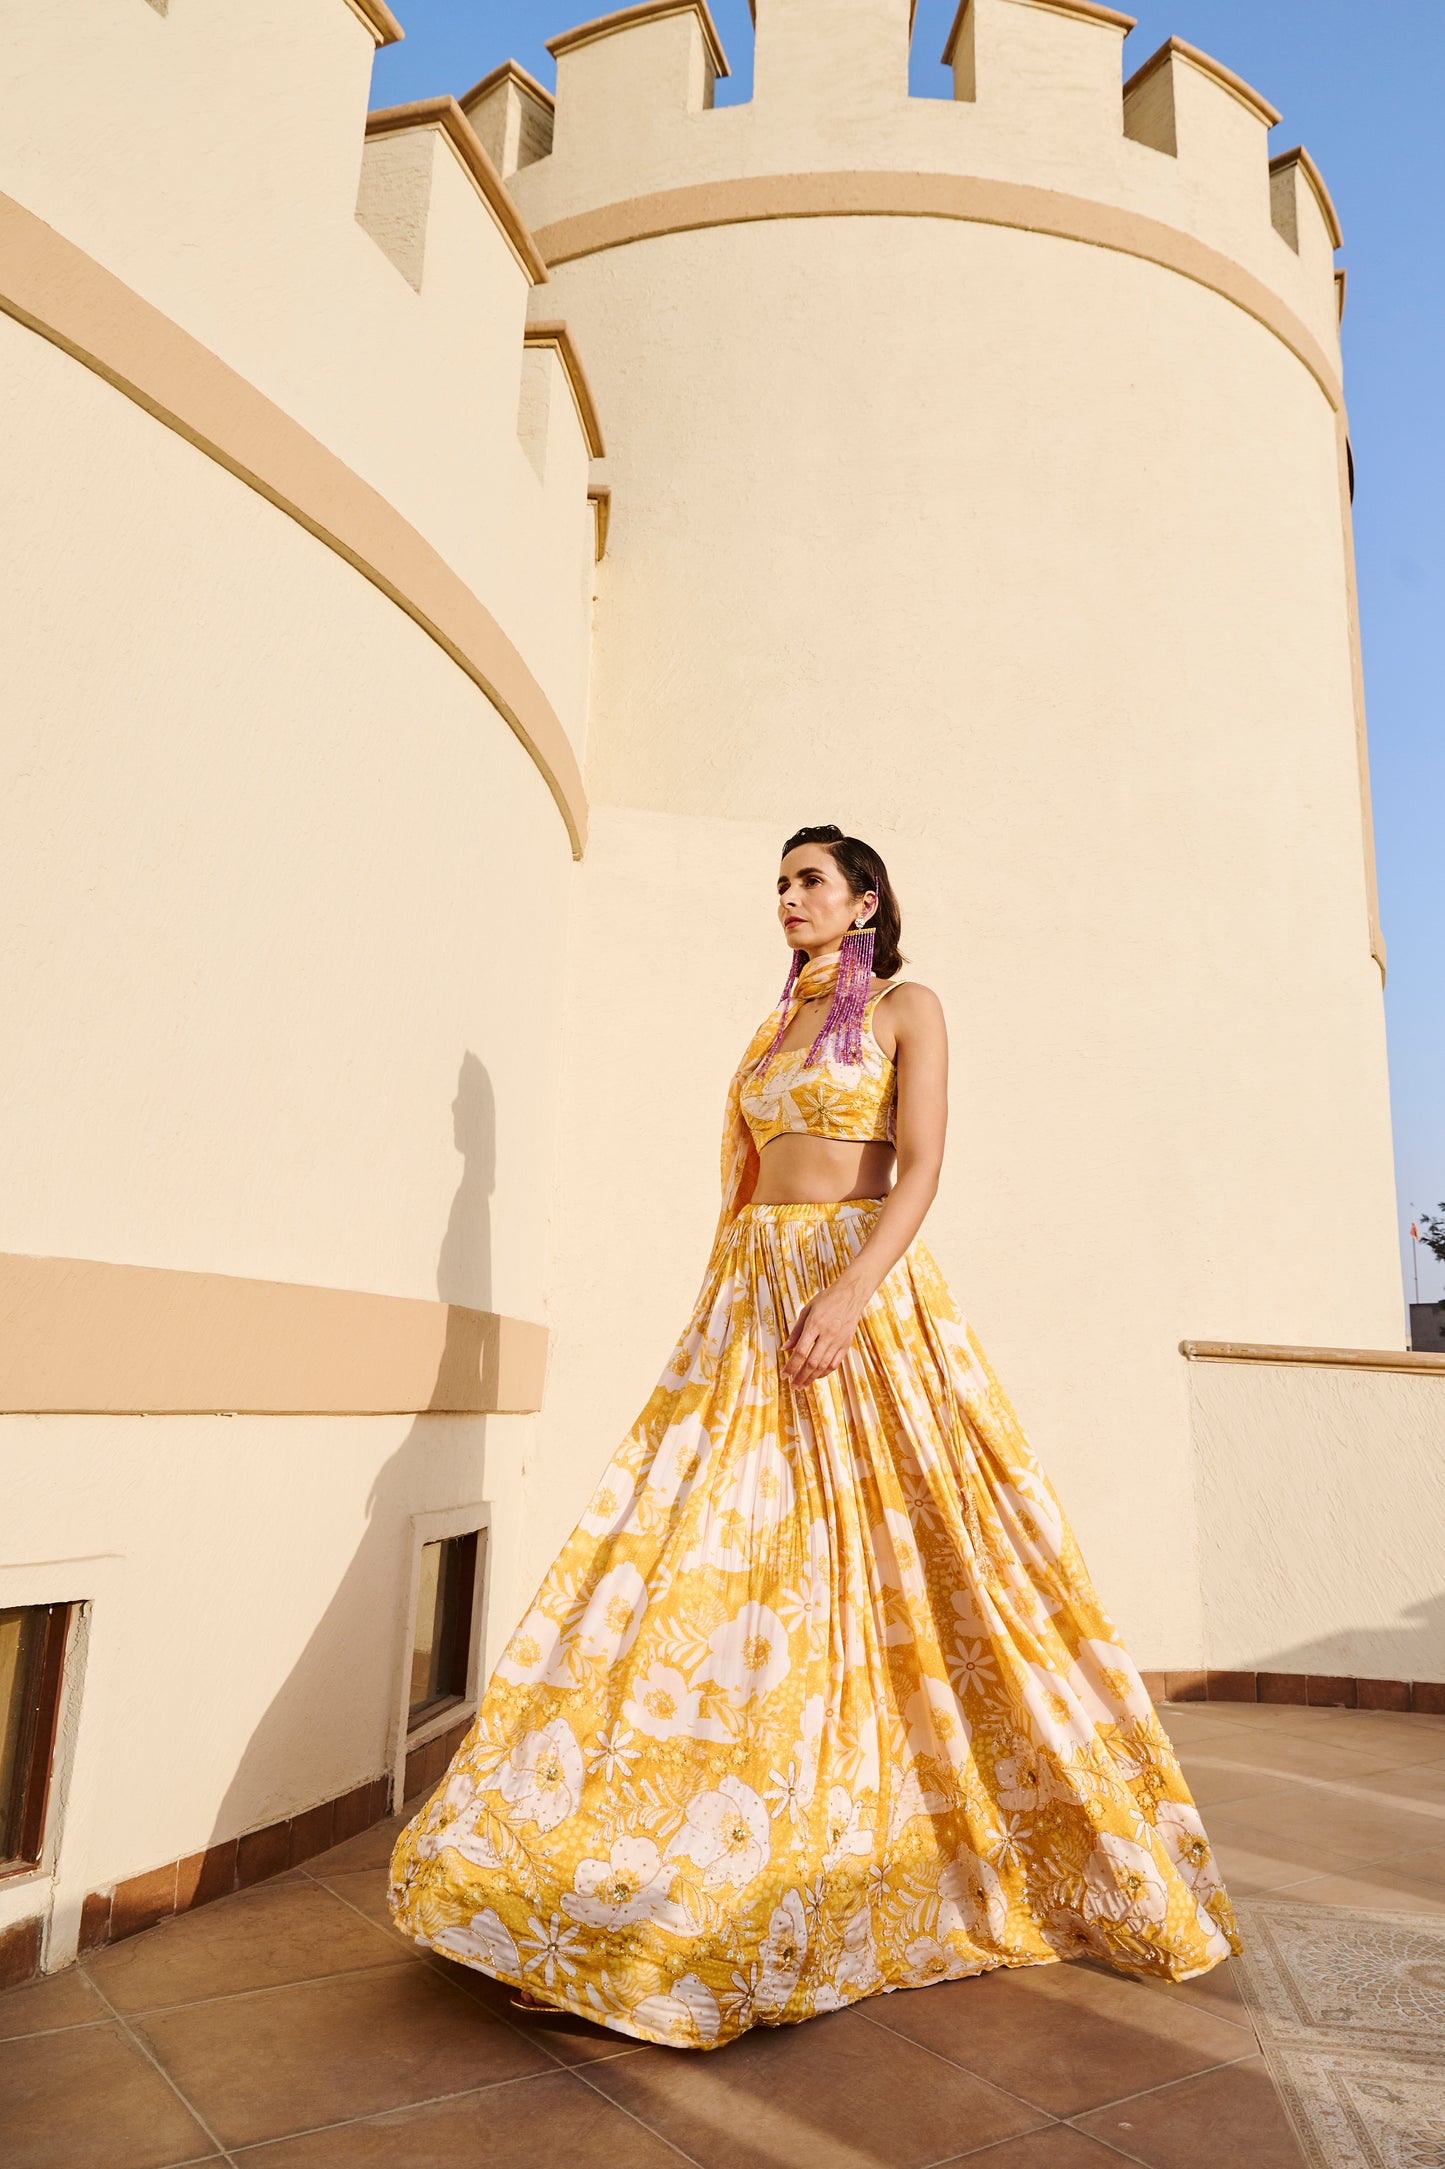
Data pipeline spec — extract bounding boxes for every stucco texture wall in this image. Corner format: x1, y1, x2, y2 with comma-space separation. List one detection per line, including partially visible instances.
529, 208, 1400, 1666
1188, 1360, 1445, 1683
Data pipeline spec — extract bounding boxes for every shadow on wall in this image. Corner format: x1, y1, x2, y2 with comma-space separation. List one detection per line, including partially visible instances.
1241, 1589, 1445, 1695
205, 1052, 496, 1854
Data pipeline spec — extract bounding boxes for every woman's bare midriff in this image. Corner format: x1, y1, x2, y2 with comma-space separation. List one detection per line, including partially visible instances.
750, 1134, 896, 1206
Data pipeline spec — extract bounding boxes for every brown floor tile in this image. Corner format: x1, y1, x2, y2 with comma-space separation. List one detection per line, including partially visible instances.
1353, 1758, 1445, 1804
959, 2133, 1135, 2167
1210, 1834, 1370, 1897
0, 2019, 218, 2169
137, 1960, 552, 2148
0, 1964, 109, 2041
586, 2003, 1046, 2168
87, 1875, 409, 2013
1187, 1730, 1427, 1784
1276, 1866, 1445, 1913
1171, 1763, 1303, 1810
235, 2067, 685, 2166
305, 1856, 410, 1943
1205, 1787, 1442, 1860
1073, 2053, 1305, 2166
425, 1952, 647, 2065
1074, 1954, 1255, 2035
866, 1956, 1251, 2119
1363, 1841, 1445, 1889
306, 1813, 407, 1875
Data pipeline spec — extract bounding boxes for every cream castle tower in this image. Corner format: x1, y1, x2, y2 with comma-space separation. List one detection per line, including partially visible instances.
0, 0, 1435, 1985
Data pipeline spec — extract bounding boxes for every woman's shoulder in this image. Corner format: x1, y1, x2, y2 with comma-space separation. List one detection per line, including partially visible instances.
873, 977, 943, 1017
870, 978, 944, 1055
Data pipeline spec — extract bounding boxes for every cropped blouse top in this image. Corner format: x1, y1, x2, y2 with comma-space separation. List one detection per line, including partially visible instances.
739, 979, 908, 1152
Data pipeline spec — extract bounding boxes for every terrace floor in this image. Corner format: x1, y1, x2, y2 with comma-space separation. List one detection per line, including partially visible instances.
5, 1699, 1445, 2168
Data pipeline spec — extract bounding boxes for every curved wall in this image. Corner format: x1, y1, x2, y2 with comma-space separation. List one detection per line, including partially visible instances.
521, 14, 1401, 1661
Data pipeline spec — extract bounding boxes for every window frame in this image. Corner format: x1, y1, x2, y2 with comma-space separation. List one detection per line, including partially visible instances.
0, 1602, 73, 1877
389, 1504, 490, 1810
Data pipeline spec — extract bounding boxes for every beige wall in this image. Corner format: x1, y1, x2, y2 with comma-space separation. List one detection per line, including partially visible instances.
0, 1411, 535, 1967
521, 6, 1399, 1666
0, 0, 596, 1960
532, 231, 1395, 1661
0, 0, 1411, 1963
1187, 1356, 1445, 1683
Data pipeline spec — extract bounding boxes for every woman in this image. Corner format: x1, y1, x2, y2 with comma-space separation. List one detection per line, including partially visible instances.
389, 824, 1238, 2048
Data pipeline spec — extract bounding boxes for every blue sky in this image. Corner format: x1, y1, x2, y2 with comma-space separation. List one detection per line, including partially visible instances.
376, 4, 1444, 1314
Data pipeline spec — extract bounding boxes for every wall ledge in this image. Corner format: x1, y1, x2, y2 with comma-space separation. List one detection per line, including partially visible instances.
1180, 1339, 1445, 1375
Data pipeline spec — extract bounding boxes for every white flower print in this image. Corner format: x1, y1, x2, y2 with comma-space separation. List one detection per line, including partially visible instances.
1082, 1831, 1170, 1929
1020, 1663, 1095, 1754
431, 1906, 519, 1974
777, 1520, 832, 1642
904, 1676, 973, 1774
494, 1606, 562, 1687
1153, 1801, 1223, 1900
946, 1636, 998, 1697
588, 1723, 638, 1783
566, 1562, 649, 1668
872, 1507, 928, 1595
1070, 1637, 1153, 1724
496, 1720, 584, 1834
622, 1660, 727, 1743
822, 1785, 872, 1870
754, 1888, 808, 2018
994, 1734, 1044, 1813
834, 1905, 881, 1994
563, 1836, 687, 1931
939, 1850, 1009, 1945
645, 1411, 715, 1510
518, 1911, 585, 1987
903, 1936, 960, 1986
888, 1763, 947, 1843
578, 1461, 641, 1539
666, 1776, 771, 1891
997, 1478, 1064, 1560
695, 1601, 791, 1704
630, 1972, 721, 2047
983, 1814, 1034, 1873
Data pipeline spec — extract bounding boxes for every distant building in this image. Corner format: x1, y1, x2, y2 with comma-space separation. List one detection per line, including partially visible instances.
1410, 1303, 1445, 1353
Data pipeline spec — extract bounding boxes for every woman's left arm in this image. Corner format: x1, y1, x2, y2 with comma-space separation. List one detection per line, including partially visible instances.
781, 984, 949, 1389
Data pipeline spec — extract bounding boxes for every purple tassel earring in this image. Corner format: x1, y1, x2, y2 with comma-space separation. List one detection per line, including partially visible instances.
753, 947, 804, 1071
806, 924, 875, 1066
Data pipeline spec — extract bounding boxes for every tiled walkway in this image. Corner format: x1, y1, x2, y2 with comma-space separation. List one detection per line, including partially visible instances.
5, 1701, 1445, 2168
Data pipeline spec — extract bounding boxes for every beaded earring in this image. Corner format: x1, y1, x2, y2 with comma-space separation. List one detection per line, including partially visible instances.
805, 922, 875, 1066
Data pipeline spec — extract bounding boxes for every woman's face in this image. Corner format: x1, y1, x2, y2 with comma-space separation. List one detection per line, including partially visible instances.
776, 845, 877, 955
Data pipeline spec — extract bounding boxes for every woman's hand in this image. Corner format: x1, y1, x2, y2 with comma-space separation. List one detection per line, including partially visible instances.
782, 1276, 870, 1390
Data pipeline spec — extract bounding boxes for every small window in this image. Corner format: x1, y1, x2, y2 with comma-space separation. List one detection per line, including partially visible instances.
408, 1533, 479, 1732
1, 1604, 70, 1875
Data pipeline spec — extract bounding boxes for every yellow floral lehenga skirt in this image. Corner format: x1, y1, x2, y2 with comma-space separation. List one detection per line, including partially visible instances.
389, 1199, 1238, 2048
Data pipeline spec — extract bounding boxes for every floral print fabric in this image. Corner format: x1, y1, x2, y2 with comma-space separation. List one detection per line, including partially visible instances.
389, 1200, 1238, 2049
738, 980, 902, 1153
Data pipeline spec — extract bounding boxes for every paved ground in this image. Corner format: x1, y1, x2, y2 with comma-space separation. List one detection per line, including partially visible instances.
5, 1700, 1445, 2168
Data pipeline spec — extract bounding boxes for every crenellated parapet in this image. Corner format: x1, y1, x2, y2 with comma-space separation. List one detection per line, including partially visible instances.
0, 0, 603, 855
507, 0, 1344, 391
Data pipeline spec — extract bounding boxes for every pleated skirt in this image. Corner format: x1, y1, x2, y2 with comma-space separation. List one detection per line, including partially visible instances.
388, 1199, 1239, 2049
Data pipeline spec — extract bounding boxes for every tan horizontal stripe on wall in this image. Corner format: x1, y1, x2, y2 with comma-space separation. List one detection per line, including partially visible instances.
1180, 1339, 1445, 1375
0, 1253, 549, 1414
0, 191, 587, 858
533, 170, 1343, 412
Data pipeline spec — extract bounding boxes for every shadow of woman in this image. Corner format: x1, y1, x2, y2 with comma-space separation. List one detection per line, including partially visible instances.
202, 1051, 500, 1870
